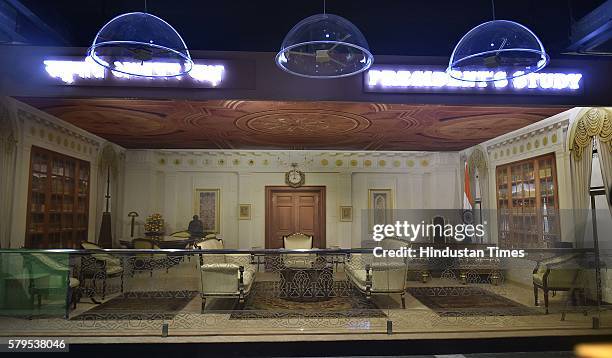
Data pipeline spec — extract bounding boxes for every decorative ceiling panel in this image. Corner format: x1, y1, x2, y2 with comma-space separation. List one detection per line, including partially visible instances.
18, 98, 569, 151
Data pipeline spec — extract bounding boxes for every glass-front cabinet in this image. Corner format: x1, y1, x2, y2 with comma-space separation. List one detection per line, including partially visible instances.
496, 153, 560, 248
26, 146, 90, 248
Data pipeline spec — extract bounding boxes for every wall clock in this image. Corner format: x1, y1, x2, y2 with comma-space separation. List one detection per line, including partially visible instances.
285, 164, 305, 188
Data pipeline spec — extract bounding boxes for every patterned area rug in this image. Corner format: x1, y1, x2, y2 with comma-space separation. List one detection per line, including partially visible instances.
72, 291, 198, 320
407, 286, 540, 317
229, 282, 385, 319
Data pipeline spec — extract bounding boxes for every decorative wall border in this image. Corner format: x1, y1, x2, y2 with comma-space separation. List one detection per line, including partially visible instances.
18, 109, 102, 158
486, 120, 569, 164
131, 150, 459, 173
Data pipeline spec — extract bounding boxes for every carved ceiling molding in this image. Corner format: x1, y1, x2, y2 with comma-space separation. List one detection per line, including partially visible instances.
17, 108, 103, 159
18, 98, 569, 152
484, 116, 571, 163
18, 109, 102, 147
486, 120, 568, 151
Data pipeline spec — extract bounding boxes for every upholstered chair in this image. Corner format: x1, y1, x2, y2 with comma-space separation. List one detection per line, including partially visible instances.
131, 238, 173, 277
80, 241, 124, 301
533, 253, 585, 314
169, 230, 191, 239
282, 233, 315, 269
197, 237, 256, 311
195, 237, 225, 265
167, 230, 192, 246
23, 253, 80, 318
345, 237, 409, 308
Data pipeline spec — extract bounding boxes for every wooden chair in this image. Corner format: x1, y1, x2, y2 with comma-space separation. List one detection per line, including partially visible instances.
533, 253, 584, 314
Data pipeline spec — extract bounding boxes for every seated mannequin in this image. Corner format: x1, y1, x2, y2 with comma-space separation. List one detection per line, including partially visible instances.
188, 215, 205, 238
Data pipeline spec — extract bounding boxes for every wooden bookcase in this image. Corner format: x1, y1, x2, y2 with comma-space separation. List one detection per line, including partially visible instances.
26, 146, 90, 248
495, 153, 560, 248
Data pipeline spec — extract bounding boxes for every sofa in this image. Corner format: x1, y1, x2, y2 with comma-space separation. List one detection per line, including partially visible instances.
345, 237, 409, 308
197, 237, 256, 311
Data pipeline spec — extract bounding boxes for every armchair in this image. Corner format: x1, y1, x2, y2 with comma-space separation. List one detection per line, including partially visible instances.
80, 241, 124, 301
131, 238, 175, 277
345, 237, 409, 308
197, 237, 256, 311
282, 233, 315, 269
533, 253, 584, 314
23, 253, 80, 318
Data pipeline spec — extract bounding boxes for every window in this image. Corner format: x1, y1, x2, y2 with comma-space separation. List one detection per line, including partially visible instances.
496, 153, 560, 248
26, 146, 90, 248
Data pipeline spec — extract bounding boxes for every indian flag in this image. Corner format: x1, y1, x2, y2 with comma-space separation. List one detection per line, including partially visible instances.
464, 161, 473, 210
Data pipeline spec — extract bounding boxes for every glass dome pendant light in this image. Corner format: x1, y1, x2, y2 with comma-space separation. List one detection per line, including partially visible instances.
87, 0, 193, 77
447, 0, 549, 82
275, 0, 374, 79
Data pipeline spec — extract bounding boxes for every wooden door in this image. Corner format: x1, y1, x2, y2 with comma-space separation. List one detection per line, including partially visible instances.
265, 186, 325, 249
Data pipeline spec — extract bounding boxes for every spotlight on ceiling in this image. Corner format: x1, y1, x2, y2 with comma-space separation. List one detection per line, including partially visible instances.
448, 19, 549, 82
275, 13, 374, 79
88, 12, 193, 77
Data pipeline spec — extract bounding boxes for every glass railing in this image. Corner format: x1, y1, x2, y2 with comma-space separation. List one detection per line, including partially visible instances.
0, 245, 608, 337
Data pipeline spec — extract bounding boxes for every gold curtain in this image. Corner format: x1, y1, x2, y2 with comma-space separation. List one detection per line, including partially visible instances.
596, 139, 612, 215
568, 107, 612, 246
569, 108, 611, 160
467, 147, 489, 242
570, 143, 593, 248
0, 103, 17, 249
468, 147, 489, 209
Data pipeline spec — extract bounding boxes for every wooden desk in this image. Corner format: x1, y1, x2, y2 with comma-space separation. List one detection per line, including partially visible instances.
120, 237, 202, 249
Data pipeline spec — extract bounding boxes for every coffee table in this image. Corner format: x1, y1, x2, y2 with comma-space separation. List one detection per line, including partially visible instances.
279, 264, 334, 302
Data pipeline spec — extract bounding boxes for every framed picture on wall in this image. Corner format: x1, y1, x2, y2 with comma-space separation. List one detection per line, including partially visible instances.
239, 204, 251, 220
340, 206, 353, 222
368, 189, 393, 230
194, 189, 221, 233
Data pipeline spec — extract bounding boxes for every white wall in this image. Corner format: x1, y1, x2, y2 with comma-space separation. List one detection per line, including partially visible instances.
121, 150, 461, 248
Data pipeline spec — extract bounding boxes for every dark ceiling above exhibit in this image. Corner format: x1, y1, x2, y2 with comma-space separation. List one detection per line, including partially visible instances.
5, 1, 607, 57
19, 98, 569, 151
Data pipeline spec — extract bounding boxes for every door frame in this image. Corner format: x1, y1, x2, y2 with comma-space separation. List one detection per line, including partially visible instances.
265, 186, 326, 249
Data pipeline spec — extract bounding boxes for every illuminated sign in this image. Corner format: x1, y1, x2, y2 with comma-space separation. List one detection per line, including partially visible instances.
364, 65, 583, 95
43, 57, 226, 88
